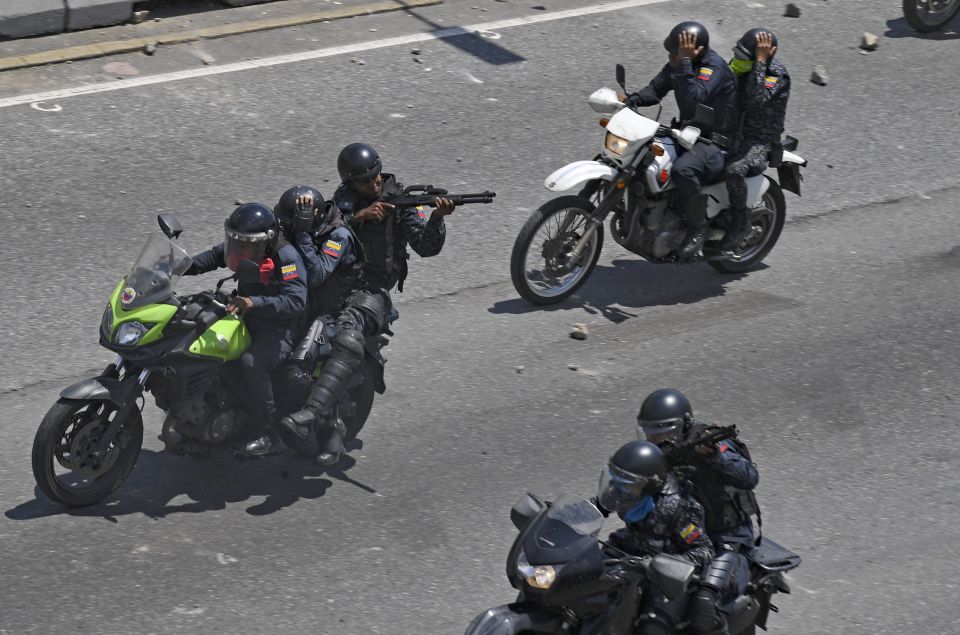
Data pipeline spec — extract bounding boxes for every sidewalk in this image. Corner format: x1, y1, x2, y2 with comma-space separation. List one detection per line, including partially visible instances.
0, 0, 441, 71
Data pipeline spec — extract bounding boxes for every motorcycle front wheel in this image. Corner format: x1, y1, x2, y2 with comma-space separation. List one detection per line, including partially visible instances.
32, 398, 143, 507
903, 0, 960, 31
510, 195, 604, 305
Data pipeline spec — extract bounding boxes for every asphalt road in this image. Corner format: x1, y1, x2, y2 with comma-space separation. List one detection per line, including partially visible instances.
1, 1, 958, 633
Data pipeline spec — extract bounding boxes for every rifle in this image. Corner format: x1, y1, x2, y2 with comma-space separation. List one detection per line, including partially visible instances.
662, 424, 738, 466
383, 184, 496, 208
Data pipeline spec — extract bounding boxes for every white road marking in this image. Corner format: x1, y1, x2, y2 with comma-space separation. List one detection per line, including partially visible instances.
1, 0, 668, 110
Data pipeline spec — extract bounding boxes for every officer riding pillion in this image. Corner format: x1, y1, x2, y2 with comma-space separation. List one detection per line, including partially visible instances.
596, 440, 715, 634
637, 389, 760, 635
183, 203, 307, 458
720, 28, 791, 252
272, 185, 388, 465
622, 21, 739, 258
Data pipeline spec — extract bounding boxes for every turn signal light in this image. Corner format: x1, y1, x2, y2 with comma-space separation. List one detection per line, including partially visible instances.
616, 181, 626, 189
651, 143, 665, 157
599, 118, 609, 127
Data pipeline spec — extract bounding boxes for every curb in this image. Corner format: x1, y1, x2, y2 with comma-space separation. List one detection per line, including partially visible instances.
0, 0, 442, 72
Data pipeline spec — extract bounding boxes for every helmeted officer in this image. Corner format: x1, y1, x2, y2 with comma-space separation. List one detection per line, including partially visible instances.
720, 29, 791, 252
597, 440, 715, 634
626, 21, 739, 258
185, 203, 307, 457
273, 185, 389, 465
637, 389, 760, 635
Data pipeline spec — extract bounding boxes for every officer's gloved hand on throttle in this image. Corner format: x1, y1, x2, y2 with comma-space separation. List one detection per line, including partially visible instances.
294, 194, 316, 233
619, 87, 660, 108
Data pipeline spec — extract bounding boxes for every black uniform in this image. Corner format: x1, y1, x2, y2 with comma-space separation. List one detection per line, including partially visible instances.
635, 49, 739, 230
186, 241, 307, 437
676, 423, 761, 635
606, 475, 715, 634
725, 58, 791, 217
333, 173, 446, 299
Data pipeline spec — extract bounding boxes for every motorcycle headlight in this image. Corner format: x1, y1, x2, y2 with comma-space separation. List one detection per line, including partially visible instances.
101, 304, 114, 335
605, 132, 629, 156
517, 549, 560, 590
114, 321, 152, 346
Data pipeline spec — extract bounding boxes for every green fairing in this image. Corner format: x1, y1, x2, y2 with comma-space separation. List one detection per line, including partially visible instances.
106, 281, 178, 345
189, 316, 252, 361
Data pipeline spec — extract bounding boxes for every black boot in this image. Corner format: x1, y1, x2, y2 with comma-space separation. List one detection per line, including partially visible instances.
280, 406, 321, 440
718, 211, 750, 251
680, 224, 709, 258
236, 434, 278, 458
316, 417, 347, 466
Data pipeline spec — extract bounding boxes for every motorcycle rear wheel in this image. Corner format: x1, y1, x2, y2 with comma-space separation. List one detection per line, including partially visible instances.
903, 0, 960, 32
510, 195, 604, 305
706, 179, 786, 274
32, 398, 143, 507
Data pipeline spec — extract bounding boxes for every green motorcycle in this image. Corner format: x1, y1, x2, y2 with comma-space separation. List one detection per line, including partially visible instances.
32, 214, 390, 507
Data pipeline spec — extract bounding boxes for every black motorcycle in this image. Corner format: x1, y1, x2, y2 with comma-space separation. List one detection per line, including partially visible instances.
465, 494, 800, 634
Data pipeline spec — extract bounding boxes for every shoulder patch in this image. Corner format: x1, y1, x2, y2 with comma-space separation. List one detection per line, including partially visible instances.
719, 441, 731, 453
322, 239, 343, 258
680, 523, 703, 544
416, 206, 428, 220
697, 67, 714, 81
764, 76, 778, 88
281, 262, 299, 281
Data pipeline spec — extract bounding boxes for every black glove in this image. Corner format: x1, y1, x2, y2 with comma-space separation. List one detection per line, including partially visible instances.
628, 86, 660, 107
622, 555, 650, 571
293, 201, 315, 233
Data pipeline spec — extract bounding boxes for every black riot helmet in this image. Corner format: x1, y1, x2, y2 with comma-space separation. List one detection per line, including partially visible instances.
337, 143, 382, 184
733, 27, 778, 61
224, 202, 278, 271
637, 388, 693, 444
663, 21, 710, 55
274, 185, 335, 234
598, 441, 668, 514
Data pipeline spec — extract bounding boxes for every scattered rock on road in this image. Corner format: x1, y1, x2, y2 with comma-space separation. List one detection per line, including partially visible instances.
811, 65, 829, 85
860, 32, 879, 51
784, 3, 801, 17
143, 43, 157, 56
570, 323, 589, 340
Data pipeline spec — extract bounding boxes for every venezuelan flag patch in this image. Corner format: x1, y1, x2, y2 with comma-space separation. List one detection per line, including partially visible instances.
281, 263, 299, 281
680, 523, 702, 544
416, 205, 427, 220
322, 240, 342, 258
764, 76, 778, 89
697, 67, 714, 82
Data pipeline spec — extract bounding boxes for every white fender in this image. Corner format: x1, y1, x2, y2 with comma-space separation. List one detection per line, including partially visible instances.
781, 149, 806, 165
700, 174, 770, 218
544, 160, 618, 193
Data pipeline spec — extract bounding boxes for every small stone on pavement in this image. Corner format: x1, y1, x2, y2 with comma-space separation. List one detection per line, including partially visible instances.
570, 323, 589, 340
860, 32, 879, 51
784, 3, 801, 17
811, 65, 829, 85
144, 43, 157, 56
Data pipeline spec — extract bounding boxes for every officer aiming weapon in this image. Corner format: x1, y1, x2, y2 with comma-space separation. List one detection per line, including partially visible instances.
384, 184, 496, 208
662, 424, 738, 466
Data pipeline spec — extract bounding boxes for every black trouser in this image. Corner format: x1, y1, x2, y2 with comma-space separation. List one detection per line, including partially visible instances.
672, 141, 727, 228
637, 586, 690, 635
240, 322, 295, 439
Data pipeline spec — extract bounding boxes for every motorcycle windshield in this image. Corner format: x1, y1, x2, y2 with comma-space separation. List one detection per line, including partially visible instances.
121, 233, 192, 310
523, 495, 604, 565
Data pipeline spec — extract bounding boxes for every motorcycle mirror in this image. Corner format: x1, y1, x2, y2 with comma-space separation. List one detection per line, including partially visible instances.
158, 213, 184, 239
647, 554, 696, 601
235, 259, 261, 284
692, 103, 715, 127
615, 64, 626, 90
510, 492, 546, 531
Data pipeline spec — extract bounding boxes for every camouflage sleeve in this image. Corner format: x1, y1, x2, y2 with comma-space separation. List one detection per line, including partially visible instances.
398, 205, 446, 257
704, 440, 759, 490
671, 498, 715, 570
747, 60, 790, 108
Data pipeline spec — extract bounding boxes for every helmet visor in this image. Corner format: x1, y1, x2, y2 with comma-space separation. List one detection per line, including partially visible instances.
224, 221, 272, 271
638, 422, 679, 444
597, 463, 660, 513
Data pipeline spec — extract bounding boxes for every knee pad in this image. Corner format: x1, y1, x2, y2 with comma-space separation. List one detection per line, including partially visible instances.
702, 551, 738, 592
332, 328, 365, 364
347, 292, 388, 334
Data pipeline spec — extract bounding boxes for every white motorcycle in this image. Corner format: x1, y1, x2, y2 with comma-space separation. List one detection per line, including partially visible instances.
510, 64, 807, 305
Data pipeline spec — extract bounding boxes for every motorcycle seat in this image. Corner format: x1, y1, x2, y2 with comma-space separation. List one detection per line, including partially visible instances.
751, 536, 801, 572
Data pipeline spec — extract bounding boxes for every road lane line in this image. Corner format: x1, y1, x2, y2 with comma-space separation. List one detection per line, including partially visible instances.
0, 0, 668, 110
